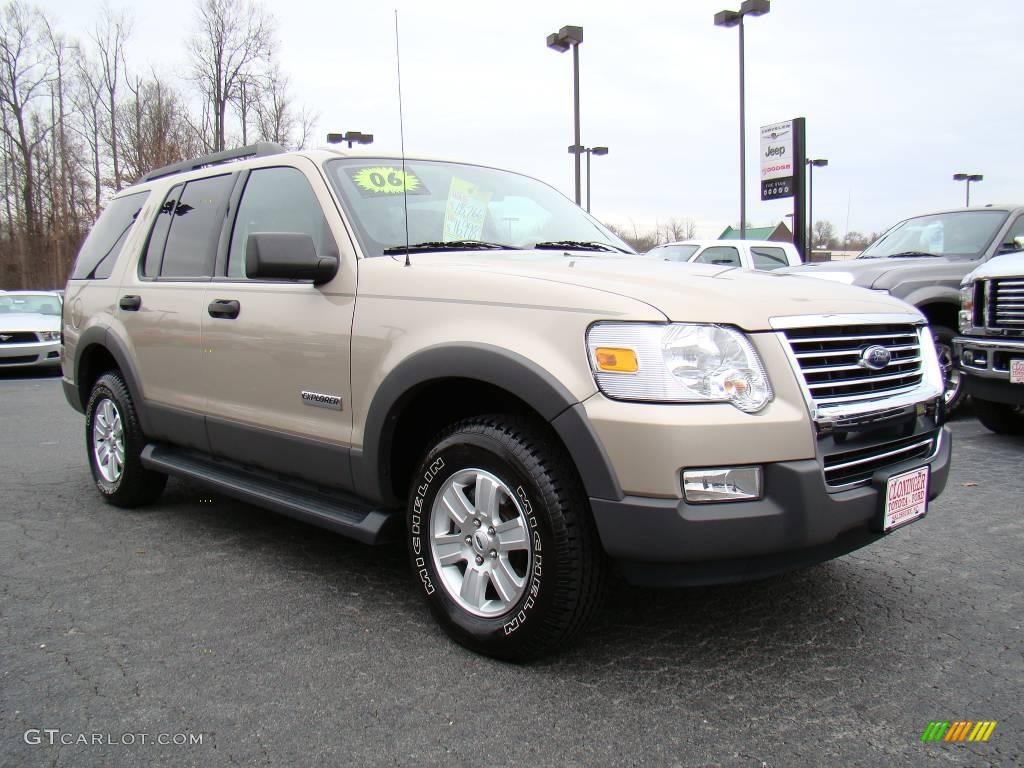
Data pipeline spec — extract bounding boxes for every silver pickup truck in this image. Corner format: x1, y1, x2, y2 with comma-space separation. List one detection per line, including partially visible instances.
955, 250, 1024, 433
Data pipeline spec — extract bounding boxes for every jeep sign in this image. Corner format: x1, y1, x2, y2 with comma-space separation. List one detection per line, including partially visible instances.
760, 120, 794, 200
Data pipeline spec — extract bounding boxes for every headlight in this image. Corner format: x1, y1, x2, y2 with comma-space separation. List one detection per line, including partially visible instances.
959, 283, 974, 332
38, 331, 60, 341
586, 322, 773, 412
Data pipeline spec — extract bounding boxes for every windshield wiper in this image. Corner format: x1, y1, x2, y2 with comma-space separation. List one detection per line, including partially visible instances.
382, 240, 520, 254
886, 251, 940, 258
533, 240, 632, 253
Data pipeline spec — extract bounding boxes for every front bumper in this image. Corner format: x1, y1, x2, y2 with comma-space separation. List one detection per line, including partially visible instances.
954, 335, 1024, 405
590, 424, 951, 586
0, 339, 61, 368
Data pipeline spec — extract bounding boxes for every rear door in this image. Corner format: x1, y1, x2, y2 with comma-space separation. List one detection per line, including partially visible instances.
201, 161, 358, 490
117, 173, 238, 450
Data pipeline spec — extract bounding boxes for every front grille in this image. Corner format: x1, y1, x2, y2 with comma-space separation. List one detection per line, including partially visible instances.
988, 278, 1024, 329
0, 331, 38, 344
783, 324, 924, 404
824, 432, 938, 488
0, 354, 37, 365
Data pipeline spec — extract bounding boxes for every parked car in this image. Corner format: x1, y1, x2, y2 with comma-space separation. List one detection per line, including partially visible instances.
648, 239, 802, 271
63, 143, 950, 660
782, 206, 1024, 412
955, 250, 1024, 433
0, 291, 63, 370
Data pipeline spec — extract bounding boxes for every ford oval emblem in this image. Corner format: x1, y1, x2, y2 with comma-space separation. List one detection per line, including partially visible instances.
860, 345, 892, 371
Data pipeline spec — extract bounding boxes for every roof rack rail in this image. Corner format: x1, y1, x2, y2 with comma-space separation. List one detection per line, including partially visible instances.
140, 142, 287, 182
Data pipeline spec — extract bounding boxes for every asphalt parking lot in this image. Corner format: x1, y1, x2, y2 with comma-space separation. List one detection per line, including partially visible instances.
1, 370, 1021, 768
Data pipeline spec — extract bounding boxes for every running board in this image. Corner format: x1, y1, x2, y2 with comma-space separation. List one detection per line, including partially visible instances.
140, 443, 401, 545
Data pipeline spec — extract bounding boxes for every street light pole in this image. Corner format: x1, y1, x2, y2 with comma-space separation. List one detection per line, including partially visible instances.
807, 158, 828, 253
953, 173, 983, 206
572, 145, 609, 213
547, 25, 584, 206
714, 1, 770, 241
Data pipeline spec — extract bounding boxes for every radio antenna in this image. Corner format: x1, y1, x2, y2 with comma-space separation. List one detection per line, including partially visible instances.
394, 9, 411, 267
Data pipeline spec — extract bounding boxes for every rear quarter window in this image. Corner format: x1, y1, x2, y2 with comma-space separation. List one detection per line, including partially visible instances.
70, 191, 151, 280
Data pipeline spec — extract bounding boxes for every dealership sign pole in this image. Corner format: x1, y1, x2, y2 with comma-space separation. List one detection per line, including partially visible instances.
760, 117, 807, 260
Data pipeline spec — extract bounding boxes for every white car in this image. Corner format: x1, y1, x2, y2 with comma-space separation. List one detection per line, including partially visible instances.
647, 239, 803, 271
0, 291, 63, 370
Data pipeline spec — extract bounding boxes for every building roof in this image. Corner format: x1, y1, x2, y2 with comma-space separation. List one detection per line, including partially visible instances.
718, 222, 793, 241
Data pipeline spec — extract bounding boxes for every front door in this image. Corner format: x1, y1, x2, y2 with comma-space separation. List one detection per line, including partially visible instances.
201, 161, 357, 490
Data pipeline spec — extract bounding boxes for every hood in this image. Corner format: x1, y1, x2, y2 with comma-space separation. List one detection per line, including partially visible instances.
780, 255, 975, 289
0, 312, 61, 332
964, 251, 1024, 283
398, 251, 921, 330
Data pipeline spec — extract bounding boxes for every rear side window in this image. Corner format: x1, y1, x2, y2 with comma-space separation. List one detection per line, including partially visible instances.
227, 167, 330, 278
158, 174, 236, 278
751, 246, 789, 270
71, 191, 150, 280
142, 185, 183, 278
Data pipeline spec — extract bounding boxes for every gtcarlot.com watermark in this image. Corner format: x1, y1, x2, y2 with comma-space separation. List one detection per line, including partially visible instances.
25, 729, 203, 747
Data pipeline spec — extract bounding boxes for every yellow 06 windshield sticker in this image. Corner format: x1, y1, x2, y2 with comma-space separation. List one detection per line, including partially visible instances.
348, 166, 425, 196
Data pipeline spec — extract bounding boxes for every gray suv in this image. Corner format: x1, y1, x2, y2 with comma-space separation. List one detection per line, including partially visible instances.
784, 206, 1024, 411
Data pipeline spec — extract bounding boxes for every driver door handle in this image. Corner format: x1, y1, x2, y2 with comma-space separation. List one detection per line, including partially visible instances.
208, 299, 240, 319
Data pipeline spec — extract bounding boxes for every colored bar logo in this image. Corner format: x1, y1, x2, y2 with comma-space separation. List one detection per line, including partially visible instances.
921, 721, 997, 742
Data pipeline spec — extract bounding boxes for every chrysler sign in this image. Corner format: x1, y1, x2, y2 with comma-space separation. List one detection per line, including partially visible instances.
760, 120, 794, 200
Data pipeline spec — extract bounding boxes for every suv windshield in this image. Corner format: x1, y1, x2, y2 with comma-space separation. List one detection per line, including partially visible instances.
859, 210, 1008, 260
324, 158, 632, 257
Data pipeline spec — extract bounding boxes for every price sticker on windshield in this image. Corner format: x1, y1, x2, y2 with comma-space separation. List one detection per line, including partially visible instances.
346, 166, 426, 197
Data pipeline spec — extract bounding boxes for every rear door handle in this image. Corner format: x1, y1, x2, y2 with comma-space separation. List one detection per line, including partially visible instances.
119, 295, 141, 311
208, 299, 240, 319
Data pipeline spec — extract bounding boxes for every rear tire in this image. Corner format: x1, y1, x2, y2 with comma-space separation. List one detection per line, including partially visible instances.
932, 325, 965, 414
407, 414, 605, 661
973, 398, 1024, 435
85, 371, 167, 507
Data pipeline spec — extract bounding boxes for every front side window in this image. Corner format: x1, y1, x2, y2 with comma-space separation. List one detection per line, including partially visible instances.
324, 158, 631, 256
751, 246, 789, 270
71, 191, 150, 280
228, 167, 330, 278
859, 210, 1008, 260
695, 246, 740, 267
158, 174, 236, 278
999, 214, 1024, 253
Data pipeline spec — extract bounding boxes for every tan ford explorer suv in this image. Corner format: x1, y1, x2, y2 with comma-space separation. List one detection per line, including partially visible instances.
62, 144, 951, 660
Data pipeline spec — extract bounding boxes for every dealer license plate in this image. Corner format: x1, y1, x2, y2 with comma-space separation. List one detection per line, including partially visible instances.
1010, 359, 1024, 384
883, 466, 930, 532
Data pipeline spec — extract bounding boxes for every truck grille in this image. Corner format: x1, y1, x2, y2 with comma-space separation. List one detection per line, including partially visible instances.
783, 324, 924, 404
823, 431, 938, 488
0, 331, 39, 344
988, 279, 1024, 329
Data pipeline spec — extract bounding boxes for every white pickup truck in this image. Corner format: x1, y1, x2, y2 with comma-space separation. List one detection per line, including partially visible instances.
647, 239, 803, 271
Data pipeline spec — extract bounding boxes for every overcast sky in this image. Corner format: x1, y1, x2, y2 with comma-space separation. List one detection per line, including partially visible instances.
45, 0, 1024, 238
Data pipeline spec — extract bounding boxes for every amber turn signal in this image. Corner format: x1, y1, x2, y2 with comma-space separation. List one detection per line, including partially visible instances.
594, 347, 639, 373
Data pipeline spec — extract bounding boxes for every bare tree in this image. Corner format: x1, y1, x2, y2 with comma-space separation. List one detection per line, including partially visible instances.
660, 217, 697, 243
189, 0, 273, 151
0, 1, 53, 242
92, 2, 130, 191
812, 219, 837, 250
72, 47, 104, 218
120, 71, 201, 180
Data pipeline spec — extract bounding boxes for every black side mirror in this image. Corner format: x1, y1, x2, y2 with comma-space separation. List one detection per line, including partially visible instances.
246, 233, 339, 285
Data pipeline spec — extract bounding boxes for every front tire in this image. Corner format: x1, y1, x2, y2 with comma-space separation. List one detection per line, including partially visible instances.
932, 325, 965, 414
407, 415, 605, 661
85, 371, 167, 507
973, 398, 1024, 435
